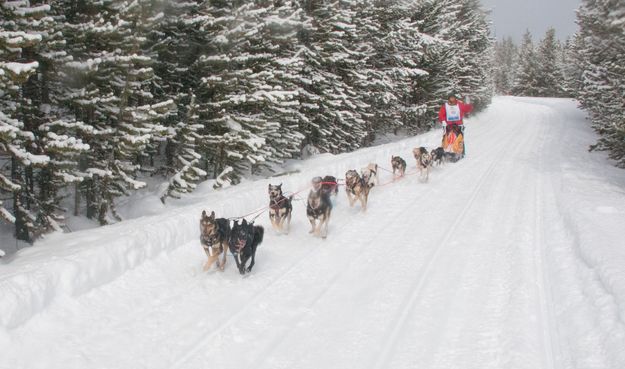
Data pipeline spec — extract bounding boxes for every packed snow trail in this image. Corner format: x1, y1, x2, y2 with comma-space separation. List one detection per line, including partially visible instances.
2, 97, 625, 369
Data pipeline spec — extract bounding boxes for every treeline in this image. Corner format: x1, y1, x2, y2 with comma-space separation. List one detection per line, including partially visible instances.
0, 0, 492, 242
493, 28, 572, 97
494, 1, 625, 167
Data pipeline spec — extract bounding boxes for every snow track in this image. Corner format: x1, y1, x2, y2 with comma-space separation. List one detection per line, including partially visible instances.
2, 97, 625, 369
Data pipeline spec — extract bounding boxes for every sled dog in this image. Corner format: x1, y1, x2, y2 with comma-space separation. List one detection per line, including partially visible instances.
391, 156, 407, 177
199, 210, 231, 272
430, 147, 445, 166
345, 169, 370, 211
268, 183, 293, 234
361, 163, 379, 188
321, 175, 339, 197
229, 219, 264, 275
307, 176, 332, 238
413, 147, 432, 182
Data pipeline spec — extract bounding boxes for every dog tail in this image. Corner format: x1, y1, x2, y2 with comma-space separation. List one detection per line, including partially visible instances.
254, 226, 264, 245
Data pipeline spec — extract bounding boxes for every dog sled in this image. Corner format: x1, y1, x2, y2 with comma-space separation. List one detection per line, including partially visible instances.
442, 125, 464, 162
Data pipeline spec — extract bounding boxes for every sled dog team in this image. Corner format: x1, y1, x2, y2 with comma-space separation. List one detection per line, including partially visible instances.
199, 145, 449, 275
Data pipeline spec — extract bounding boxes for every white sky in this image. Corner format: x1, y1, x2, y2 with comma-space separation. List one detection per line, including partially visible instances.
479, 0, 582, 41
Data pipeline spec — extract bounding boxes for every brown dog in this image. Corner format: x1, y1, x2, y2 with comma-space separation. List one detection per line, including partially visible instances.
345, 169, 370, 211
199, 210, 231, 272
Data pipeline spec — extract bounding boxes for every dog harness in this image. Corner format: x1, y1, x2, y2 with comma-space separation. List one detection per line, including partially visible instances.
201, 234, 223, 256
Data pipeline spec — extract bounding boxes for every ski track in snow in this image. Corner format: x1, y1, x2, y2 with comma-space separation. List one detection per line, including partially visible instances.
2, 97, 625, 369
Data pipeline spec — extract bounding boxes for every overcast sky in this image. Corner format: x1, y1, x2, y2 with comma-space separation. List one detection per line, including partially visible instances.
479, 0, 582, 42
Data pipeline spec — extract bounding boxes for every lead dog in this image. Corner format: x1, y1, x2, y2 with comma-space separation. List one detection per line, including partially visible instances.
412, 147, 432, 182
391, 156, 407, 177
307, 176, 332, 238
345, 169, 370, 211
199, 210, 231, 272
268, 183, 293, 234
229, 219, 264, 275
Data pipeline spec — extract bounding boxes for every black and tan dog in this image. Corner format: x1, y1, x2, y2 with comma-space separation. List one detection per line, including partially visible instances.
391, 156, 407, 177
412, 147, 432, 182
307, 176, 332, 238
345, 169, 370, 211
268, 183, 293, 234
229, 219, 264, 275
199, 210, 231, 272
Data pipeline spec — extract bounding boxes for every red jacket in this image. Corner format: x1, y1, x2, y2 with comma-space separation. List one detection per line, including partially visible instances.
438, 101, 473, 125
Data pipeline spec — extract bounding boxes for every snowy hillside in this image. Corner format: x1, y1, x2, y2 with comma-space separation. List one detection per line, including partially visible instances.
1, 97, 625, 369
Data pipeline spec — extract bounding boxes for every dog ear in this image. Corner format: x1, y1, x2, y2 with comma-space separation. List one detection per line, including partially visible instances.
209, 211, 215, 220
242, 219, 247, 226
278, 183, 282, 189
202, 210, 207, 218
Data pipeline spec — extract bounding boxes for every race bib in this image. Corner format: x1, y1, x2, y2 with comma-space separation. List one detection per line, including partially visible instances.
445, 103, 461, 122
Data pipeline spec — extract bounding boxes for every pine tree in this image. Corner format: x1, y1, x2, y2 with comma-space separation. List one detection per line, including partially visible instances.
411, 0, 493, 121
57, 0, 174, 224
0, 0, 52, 241
536, 28, 567, 97
356, 0, 433, 135
298, 0, 370, 152
160, 91, 207, 202
576, 0, 625, 167
512, 30, 541, 96
195, 0, 309, 185
493, 37, 517, 95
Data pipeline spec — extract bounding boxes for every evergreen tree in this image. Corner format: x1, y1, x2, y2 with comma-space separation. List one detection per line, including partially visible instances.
493, 37, 517, 95
57, 0, 175, 224
195, 0, 309, 185
512, 30, 541, 96
0, 0, 52, 241
576, 0, 625, 167
298, 0, 370, 152
160, 91, 207, 202
536, 28, 566, 97
411, 0, 493, 121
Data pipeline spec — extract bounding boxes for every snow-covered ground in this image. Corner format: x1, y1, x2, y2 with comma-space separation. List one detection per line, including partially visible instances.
1, 96, 625, 369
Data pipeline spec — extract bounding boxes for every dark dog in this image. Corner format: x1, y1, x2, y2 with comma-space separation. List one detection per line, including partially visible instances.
229, 219, 264, 275
391, 156, 407, 177
199, 210, 231, 272
345, 169, 370, 211
268, 183, 293, 234
430, 147, 445, 166
321, 175, 339, 197
412, 147, 432, 182
307, 176, 332, 238
443, 151, 461, 163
